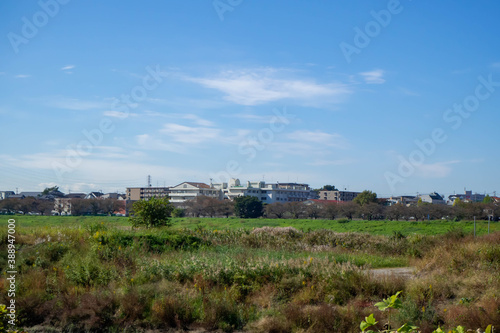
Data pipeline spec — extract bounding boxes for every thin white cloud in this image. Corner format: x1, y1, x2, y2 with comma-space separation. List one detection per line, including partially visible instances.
135, 134, 185, 153
0, 151, 199, 192
491, 62, 500, 69
287, 130, 349, 149
398, 87, 420, 96
46, 96, 107, 110
160, 123, 221, 144
360, 69, 385, 84
139, 111, 215, 127
414, 160, 460, 179
307, 158, 356, 166
104, 110, 138, 119
61, 65, 75, 71
15, 74, 31, 79
182, 114, 215, 127
185, 68, 352, 106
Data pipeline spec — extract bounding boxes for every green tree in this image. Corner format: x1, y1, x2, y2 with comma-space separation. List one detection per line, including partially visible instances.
42, 186, 59, 195
319, 185, 338, 191
483, 195, 492, 204
234, 196, 263, 218
353, 190, 378, 206
129, 196, 174, 228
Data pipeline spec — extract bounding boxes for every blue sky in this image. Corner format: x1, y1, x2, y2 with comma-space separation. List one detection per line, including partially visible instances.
1, 0, 499, 197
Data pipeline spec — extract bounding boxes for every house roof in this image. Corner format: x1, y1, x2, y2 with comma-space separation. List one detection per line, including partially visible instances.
65, 193, 86, 199
19, 192, 42, 197
304, 199, 342, 204
173, 182, 211, 189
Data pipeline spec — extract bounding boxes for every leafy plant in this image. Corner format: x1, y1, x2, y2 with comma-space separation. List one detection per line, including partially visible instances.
129, 196, 174, 228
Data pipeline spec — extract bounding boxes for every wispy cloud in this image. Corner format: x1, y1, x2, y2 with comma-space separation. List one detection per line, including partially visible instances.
414, 160, 460, 179
61, 65, 75, 71
359, 69, 385, 84
286, 130, 349, 149
185, 68, 352, 106
104, 110, 138, 119
491, 62, 500, 69
182, 114, 215, 127
160, 123, 221, 144
45, 96, 107, 110
398, 87, 420, 96
139, 111, 215, 127
15, 74, 31, 79
307, 158, 355, 166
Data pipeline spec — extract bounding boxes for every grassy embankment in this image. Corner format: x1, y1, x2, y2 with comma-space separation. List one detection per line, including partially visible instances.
8, 215, 500, 235
0, 216, 498, 332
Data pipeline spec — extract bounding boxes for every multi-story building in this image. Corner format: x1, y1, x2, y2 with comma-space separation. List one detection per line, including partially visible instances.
448, 190, 486, 204
168, 182, 223, 205
212, 179, 313, 204
318, 190, 360, 202
126, 187, 170, 201
0, 191, 15, 200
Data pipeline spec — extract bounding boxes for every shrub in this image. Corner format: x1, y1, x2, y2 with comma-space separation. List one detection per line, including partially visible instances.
129, 196, 174, 228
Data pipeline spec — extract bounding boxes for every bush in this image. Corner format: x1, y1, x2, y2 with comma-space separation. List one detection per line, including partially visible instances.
129, 196, 174, 228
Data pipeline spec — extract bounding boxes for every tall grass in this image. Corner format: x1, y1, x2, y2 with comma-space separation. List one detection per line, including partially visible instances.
0, 221, 498, 332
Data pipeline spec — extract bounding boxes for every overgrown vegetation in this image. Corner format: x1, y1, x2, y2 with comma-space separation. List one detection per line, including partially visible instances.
0, 217, 498, 332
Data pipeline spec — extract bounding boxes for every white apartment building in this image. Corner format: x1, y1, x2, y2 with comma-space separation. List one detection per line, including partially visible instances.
168, 182, 223, 204
212, 179, 313, 204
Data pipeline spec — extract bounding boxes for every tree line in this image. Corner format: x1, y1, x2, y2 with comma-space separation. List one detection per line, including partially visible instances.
0, 197, 125, 216
177, 194, 500, 221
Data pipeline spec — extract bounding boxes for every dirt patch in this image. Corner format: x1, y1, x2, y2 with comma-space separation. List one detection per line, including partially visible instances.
366, 267, 416, 279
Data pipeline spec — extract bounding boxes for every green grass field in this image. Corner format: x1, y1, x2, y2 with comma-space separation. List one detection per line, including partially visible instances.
4, 215, 498, 236
1, 215, 499, 331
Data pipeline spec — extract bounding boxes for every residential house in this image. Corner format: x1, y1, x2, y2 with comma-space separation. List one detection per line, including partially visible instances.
85, 192, 104, 199
419, 192, 446, 205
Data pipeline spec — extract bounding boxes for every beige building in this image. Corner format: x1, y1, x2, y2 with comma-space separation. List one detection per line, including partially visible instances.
168, 182, 223, 204
126, 187, 170, 201
318, 190, 360, 202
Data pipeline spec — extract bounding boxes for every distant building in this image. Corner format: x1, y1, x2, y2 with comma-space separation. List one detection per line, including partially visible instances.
212, 179, 313, 204
318, 190, 360, 202
387, 195, 418, 206
448, 190, 486, 204
419, 192, 446, 205
85, 192, 104, 199
19, 192, 42, 198
126, 187, 170, 201
0, 191, 15, 200
169, 182, 222, 204
101, 193, 126, 200
65, 193, 87, 199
